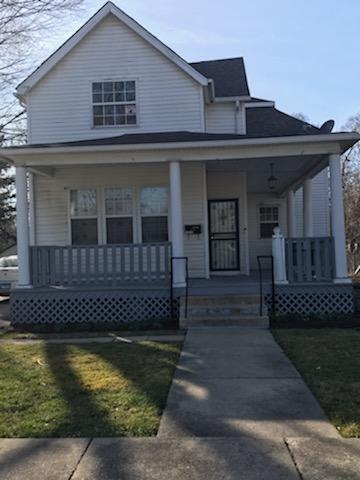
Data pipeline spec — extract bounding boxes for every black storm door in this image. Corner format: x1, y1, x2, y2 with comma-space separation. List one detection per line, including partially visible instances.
208, 199, 240, 271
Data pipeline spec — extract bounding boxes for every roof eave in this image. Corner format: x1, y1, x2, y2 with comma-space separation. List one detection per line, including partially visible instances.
2, 132, 358, 158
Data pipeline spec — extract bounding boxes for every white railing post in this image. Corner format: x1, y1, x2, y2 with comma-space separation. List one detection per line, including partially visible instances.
272, 226, 288, 284
329, 153, 350, 283
15, 166, 31, 287
169, 161, 185, 287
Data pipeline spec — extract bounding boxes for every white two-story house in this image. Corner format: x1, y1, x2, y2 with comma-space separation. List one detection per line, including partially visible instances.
1, 2, 359, 326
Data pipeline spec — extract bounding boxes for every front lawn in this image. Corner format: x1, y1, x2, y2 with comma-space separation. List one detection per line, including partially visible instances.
272, 328, 360, 438
0, 341, 180, 437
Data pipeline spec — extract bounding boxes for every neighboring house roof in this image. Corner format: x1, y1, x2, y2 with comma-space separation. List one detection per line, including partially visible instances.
16, 1, 209, 97
7, 108, 321, 149
190, 58, 250, 98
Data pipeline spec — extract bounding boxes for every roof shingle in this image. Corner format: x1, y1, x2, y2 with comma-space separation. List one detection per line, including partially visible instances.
190, 58, 250, 97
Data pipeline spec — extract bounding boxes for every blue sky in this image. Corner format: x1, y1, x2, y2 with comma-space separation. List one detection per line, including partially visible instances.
43, 0, 360, 129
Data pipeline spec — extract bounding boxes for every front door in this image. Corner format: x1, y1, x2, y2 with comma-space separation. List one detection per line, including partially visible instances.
208, 199, 240, 271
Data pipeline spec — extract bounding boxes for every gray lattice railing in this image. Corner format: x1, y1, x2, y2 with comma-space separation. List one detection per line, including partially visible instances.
30, 242, 172, 287
285, 237, 334, 283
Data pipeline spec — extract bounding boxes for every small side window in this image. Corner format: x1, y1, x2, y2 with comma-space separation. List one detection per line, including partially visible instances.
258, 205, 279, 239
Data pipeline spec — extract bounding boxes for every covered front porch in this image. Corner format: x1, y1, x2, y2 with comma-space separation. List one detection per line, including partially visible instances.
3, 130, 358, 323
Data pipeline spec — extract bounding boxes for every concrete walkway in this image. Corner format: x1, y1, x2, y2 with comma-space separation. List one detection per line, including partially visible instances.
1, 327, 360, 480
158, 327, 338, 439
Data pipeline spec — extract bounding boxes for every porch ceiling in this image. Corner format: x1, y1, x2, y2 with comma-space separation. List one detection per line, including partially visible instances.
206, 153, 326, 194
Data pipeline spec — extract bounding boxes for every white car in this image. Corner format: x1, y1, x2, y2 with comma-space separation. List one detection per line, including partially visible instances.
0, 255, 18, 295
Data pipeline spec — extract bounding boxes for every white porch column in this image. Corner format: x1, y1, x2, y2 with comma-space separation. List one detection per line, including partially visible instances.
286, 189, 296, 238
272, 227, 288, 284
15, 166, 31, 287
329, 153, 349, 283
169, 161, 185, 287
303, 178, 314, 237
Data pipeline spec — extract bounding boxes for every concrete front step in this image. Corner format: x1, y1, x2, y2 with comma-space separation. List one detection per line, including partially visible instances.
181, 305, 263, 317
180, 316, 269, 328
185, 294, 262, 306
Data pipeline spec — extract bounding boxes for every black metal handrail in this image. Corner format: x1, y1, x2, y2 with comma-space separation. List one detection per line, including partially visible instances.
257, 255, 275, 316
170, 256, 189, 323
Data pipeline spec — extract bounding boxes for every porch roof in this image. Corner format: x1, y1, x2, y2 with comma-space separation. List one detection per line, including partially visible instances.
3, 108, 323, 150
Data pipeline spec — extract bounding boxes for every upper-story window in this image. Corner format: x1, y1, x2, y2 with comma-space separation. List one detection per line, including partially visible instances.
92, 81, 136, 127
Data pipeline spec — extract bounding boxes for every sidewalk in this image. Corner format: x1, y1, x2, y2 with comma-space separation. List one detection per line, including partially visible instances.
0, 327, 359, 480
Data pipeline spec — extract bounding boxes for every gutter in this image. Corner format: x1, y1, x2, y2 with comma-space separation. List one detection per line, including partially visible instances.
1, 132, 359, 157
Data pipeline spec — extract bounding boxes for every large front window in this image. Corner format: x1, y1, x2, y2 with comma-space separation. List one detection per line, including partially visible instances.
69, 186, 169, 244
70, 189, 98, 245
140, 187, 168, 243
92, 81, 136, 127
105, 187, 133, 244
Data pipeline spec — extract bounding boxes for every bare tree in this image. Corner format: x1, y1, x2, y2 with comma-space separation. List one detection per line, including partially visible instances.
341, 113, 360, 275
0, 0, 83, 251
0, 0, 84, 144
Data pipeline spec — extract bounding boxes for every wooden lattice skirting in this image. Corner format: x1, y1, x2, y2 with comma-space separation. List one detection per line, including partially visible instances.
10, 288, 179, 325
265, 284, 354, 315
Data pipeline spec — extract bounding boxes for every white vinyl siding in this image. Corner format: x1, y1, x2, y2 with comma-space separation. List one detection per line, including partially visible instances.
294, 169, 330, 237
27, 15, 203, 143
205, 102, 246, 134
33, 163, 206, 278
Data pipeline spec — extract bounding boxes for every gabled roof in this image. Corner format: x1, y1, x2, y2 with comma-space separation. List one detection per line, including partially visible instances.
190, 58, 250, 98
17, 1, 209, 96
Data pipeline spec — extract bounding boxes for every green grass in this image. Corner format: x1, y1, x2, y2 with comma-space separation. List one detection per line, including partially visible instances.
272, 328, 360, 438
0, 329, 183, 340
0, 341, 180, 437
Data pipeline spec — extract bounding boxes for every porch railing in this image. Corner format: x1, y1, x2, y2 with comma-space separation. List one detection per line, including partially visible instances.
30, 242, 172, 287
285, 237, 334, 283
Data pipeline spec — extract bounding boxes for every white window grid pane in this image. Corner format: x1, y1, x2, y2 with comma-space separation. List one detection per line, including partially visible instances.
92, 81, 137, 126
141, 187, 168, 216
105, 187, 133, 216
70, 189, 97, 217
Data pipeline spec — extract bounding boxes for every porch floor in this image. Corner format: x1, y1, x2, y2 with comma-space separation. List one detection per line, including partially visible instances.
187, 271, 272, 296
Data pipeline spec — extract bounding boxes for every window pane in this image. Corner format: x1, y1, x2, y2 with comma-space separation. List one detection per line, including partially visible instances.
141, 187, 168, 215
105, 116, 114, 125
104, 82, 113, 92
105, 187, 133, 215
104, 93, 114, 103
92, 83, 102, 93
260, 222, 278, 239
93, 105, 103, 116
94, 116, 104, 126
115, 105, 125, 115
127, 115, 136, 125
71, 219, 98, 245
70, 189, 97, 217
142, 217, 168, 243
115, 92, 125, 102
125, 104, 136, 115
104, 105, 114, 115
106, 217, 133, 244
93, 93, 102, 103
125, 81, 135, 91
115, 116, 125, 125
126, 91, 136, 101
115, 81, 124, 91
